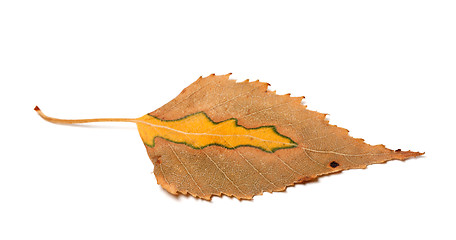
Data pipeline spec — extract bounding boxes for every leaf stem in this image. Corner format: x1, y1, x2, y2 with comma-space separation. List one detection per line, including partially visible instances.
34, 106, 137, 125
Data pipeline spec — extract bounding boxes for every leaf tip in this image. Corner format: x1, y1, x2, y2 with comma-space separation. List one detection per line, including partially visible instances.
34, 106, 40, 111
393, 148, 424, 160
395, 148, 424, 155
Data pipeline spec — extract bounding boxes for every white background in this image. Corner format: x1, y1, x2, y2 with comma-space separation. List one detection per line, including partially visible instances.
1, 1, 455, 239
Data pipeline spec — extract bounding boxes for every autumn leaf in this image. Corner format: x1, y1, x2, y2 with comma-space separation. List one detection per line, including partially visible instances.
35, 74, 423, 200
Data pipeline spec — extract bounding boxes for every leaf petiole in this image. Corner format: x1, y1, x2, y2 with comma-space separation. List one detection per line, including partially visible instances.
34, 106, 137, 125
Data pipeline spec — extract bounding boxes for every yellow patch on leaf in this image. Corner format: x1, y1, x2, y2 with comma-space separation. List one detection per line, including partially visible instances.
136, 112, 297, 152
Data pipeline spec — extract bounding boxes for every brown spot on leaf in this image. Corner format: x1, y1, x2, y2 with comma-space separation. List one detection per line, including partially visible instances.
330, 161, 339, 168
151, 155, 162, 164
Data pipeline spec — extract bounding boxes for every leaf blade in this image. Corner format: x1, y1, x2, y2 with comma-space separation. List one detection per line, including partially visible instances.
145, 74, 423, 200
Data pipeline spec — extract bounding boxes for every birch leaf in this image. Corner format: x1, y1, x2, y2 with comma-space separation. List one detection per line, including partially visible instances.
35, 74, 423, 200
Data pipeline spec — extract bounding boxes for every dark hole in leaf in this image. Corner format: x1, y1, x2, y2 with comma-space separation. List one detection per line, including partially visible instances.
330, 161, 339, 168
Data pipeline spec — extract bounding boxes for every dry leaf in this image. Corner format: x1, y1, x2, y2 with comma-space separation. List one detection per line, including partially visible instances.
35, 74, 423, 200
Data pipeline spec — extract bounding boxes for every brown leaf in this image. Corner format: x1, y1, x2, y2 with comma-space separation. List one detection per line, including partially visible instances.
35, 74, 423, 200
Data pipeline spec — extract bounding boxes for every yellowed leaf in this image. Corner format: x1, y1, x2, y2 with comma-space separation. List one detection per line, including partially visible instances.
35, 73, 423, 200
